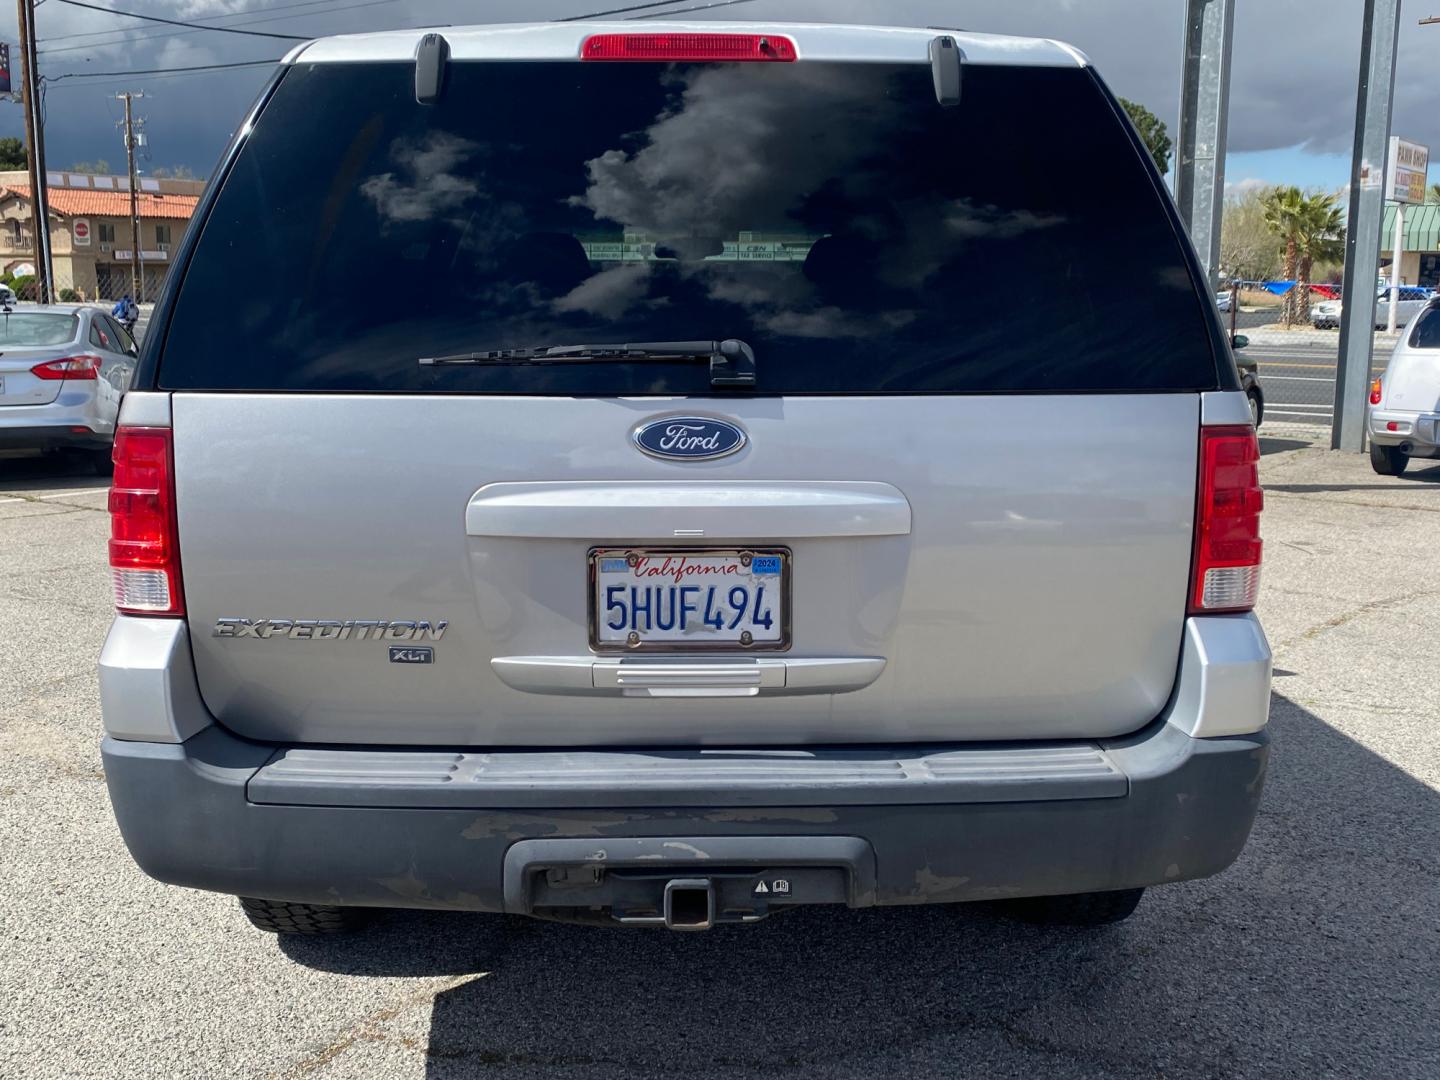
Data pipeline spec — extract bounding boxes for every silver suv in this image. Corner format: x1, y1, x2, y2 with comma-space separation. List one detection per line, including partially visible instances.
100, 22, 1271, 936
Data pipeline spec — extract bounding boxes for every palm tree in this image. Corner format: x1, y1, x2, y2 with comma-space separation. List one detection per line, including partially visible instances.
1428, 182, 1440, 204
1291, 193, 1346, 324
1262, 186, 1304, 326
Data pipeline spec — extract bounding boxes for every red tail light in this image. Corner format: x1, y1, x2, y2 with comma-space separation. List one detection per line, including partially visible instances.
109, 426, 184, 616
581, 33, 797, 62
1369, 378, 1382, 406
1190, 425, 1263, 615
31, 354, 101, 380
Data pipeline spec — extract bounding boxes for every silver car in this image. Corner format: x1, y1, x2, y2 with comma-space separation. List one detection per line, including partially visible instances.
99, 21, 1271, 938
1312, 286, 1432, 330
1369, 298, 1440, 474
0, 303, 139, 474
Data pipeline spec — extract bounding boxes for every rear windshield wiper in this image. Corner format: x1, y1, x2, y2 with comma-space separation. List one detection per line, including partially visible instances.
418, 338, 755, 388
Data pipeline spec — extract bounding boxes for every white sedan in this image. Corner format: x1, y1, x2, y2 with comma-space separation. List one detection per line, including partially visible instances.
1312, 287, 1433, 330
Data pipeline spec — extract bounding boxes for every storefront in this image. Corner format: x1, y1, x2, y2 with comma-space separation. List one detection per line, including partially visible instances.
1380, 203, 1440, 289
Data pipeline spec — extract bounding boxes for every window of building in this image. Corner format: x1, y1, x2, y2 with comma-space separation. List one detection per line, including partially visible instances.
155, 224, 172, 246
98, 223, 116, 244
8, 219, 19, 244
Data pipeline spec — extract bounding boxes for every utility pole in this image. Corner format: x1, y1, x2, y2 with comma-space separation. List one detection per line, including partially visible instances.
1333, 0, 1402, 451
1174, 0, 1236, 288
117, 92, 144, 302
15, 0, 53, 303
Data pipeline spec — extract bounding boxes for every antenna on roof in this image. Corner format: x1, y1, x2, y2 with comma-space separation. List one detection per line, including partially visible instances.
929, 36, 962, 107
414, 33, 450, 105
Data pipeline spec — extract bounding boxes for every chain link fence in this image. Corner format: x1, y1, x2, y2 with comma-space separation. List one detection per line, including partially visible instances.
1218, 281, 1411, 437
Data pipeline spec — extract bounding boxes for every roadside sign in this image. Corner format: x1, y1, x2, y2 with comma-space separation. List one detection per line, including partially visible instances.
0, 44, 10, 97
1386, 137, 1429, 205
73, 219, 91, 246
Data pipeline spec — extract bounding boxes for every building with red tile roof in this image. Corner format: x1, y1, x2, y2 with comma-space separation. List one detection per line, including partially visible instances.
0, 170, 205, 301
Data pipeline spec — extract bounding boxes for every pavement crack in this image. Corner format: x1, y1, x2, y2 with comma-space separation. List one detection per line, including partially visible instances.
271, 974, 481, 1079
1274, 589, 1438, 653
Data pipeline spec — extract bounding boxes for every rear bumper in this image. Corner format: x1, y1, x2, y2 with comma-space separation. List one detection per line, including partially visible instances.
99, 613, 1272, 914
0, 422, 110, 451
102, 721, 1268, 912
1368, 408, 1440, 455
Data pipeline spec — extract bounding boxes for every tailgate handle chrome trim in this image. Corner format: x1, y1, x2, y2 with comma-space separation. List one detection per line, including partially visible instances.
465, 481, 911, 539
491, 656, 885, 697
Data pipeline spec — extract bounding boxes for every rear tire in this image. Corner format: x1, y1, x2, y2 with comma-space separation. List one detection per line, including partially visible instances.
1247, 389, 1263, 428
239, 896, 366, 935
994, 887, 1145, 927
1369, 442, 1409, 476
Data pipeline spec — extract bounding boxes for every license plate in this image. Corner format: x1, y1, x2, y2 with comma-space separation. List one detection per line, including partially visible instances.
589, 548, 789, 651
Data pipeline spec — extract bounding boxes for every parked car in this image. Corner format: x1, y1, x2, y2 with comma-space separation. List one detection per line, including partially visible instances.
100, 22, 1271, 938
1215, 290, 1233, 313
1232, 334, 1264, 427
0, 304, 139, 473
1368, 298, 1440, 474
1312, 286, 1432, 330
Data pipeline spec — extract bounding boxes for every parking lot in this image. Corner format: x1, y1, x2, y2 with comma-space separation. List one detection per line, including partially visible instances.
1, 439, 1437, 1079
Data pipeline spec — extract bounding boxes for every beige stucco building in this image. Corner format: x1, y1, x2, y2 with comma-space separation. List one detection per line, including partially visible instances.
0, 170, 203, 301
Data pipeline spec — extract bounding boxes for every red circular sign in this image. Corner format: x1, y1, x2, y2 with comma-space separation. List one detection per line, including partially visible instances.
73, 220, 90, 239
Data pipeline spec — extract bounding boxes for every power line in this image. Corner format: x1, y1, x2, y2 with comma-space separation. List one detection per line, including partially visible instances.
51, 0, 309, 40
625, 0, 761, 17
38, 0, 399, 48
558, 0, 699, 21
44, 58, 282, 83
38, 0, 404, 57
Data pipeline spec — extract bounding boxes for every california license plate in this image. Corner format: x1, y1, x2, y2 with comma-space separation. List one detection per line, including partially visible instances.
589, 548, 789, 651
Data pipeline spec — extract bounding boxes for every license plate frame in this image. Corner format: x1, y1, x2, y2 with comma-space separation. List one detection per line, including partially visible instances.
588, 546, 792, 653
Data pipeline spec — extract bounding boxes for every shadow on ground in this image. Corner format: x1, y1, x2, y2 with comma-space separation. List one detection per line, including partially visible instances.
1258, 436, 1314, 456
0, 453, 110, 489
279, 694, 1439, 1078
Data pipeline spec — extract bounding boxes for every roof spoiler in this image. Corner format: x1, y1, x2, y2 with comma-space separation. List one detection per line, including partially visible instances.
929, 35, 962, 107
415, 32, 450, 105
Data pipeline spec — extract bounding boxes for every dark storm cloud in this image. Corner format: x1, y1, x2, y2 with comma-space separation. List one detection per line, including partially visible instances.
3, 1, 1434, 180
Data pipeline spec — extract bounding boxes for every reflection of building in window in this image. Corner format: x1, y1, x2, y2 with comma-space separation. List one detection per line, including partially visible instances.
579, 231, 820, 263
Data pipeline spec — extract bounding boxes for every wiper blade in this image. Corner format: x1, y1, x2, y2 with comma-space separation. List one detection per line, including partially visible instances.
419, 338, 756, 388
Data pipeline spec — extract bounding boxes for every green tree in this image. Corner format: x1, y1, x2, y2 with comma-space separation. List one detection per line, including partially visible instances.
1428, 182, 1440, 204
1221, 187, 1282, 283
1291, 193, 1345, 323
1118, 98, 1173, 175
0, 137, 26, 169
70, 159, 111, 175
148, 165, 198, 180
1262, 186, 1305, 326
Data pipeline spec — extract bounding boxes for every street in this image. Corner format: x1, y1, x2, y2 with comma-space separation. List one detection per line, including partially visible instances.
1228, 310, 1397, 426
1, 440, 1437, 1078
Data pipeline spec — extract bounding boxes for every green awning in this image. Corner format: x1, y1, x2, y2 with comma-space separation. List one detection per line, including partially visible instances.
1381, 202, 1440, 252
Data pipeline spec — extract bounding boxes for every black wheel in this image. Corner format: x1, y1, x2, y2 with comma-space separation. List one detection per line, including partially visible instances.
1246, 389, 1263, 428
92, 447, 115, 477
1369, 441, 1409, 476
994, 887, 1145, 927
239, 896, 367, 935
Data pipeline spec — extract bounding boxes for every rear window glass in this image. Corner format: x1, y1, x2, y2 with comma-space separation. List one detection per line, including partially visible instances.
158, 60, 1217, 395
0, 312, 78, 346
1408, 304, 1440, 348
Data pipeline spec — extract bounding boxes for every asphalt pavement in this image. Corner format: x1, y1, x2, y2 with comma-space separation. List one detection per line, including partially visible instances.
1, 440, 1438, 1078
1228, 309, 1396, 426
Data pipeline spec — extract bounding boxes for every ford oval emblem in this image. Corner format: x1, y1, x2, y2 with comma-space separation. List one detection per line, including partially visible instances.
633, 416, 747, 461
